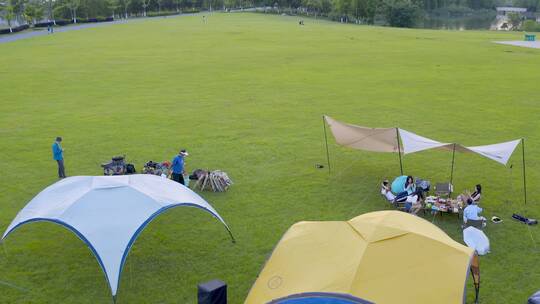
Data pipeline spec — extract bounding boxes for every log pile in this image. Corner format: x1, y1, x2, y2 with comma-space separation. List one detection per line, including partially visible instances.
193, 170, 233, 192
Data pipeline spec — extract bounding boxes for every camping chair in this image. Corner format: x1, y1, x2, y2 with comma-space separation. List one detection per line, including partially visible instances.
393, 200, 407, 212
470, 253, 480, 304
434, 183, 453, 198
379, 190, 406, 211
462, 219, 486, 230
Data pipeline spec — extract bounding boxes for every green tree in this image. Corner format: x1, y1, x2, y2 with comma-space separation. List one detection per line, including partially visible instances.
106, 0, 120, 17
507, 12, 522, 30
382, 0, 419, 27
303, 0, 322, 17
24, 2, 44, 25
120, 0, 131, 17
67, 0, 81, 22
141, 0, 150, 15
1, 4, 16, 32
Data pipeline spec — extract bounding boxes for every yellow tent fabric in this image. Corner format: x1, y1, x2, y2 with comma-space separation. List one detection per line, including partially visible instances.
245, 211, 474, 304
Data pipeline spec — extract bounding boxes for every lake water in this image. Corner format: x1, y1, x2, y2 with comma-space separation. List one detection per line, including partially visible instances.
417, 14, 496, 30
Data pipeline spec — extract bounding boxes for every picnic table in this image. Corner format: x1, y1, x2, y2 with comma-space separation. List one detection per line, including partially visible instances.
424, 196, 463, 217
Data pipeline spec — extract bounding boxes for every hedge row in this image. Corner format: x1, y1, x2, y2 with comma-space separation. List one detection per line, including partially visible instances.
0, 24, 29, 35
147, 11, 181, 17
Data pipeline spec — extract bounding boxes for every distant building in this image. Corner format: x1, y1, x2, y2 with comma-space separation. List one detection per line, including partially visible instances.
496, 7, 528, 19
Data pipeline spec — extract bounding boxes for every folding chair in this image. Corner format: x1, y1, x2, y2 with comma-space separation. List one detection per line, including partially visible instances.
463, 219, 485, 230
434, 182, 453, 198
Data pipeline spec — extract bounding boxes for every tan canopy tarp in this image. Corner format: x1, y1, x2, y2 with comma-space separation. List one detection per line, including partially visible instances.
324, 116, 400, 153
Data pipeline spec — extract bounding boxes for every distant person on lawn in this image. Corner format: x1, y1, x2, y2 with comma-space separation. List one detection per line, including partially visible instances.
171, 149, 188, 185
52, 137, 66, 178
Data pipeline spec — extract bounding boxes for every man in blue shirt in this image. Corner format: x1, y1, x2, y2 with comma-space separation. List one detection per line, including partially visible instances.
171, 149, 188, 185
463, 198, 485, 224
52, 137, 66, 178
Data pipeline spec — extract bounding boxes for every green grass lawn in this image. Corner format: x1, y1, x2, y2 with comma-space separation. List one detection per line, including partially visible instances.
0, 12, 539, 304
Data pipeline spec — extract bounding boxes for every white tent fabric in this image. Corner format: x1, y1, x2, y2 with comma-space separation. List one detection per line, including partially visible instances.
324, 116, 400, 153
2, 175, 232, 298
399, 128, 520, 166
398, 128, 452, 154
466, 139, 521, 166
463, 227, 490, 255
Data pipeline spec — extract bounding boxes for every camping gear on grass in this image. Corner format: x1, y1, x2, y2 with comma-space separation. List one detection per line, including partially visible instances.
101, 155, 136, 175
2, 175, 234, 300
245, 211, 474, 304
391, 175, 407, 194
323, 116, 526, 205
529, 290, 540, 304
198, 279, 227, 304
512, 213, 538, 225
142, 160, 170, 176
192, 169, 233, 192
463, 226, 490, 255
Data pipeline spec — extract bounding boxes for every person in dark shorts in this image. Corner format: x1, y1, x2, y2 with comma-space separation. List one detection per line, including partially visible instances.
52, 137, 66, 178
171, 149, 188, 185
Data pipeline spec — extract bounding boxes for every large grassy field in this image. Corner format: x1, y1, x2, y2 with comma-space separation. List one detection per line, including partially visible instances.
1, 13, 539, 303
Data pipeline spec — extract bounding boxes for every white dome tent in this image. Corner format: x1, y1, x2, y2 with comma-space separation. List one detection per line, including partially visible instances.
1, 174, 234, 301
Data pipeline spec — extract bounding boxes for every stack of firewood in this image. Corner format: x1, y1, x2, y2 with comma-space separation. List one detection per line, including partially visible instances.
193, 170, 233, 192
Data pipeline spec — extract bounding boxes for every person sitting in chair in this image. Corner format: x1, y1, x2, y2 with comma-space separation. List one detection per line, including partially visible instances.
463, 198, 486, 224
470, 184, 482, 202
405, 194, 423, 215
381, 180, 395, 202
458, 184, 482, 205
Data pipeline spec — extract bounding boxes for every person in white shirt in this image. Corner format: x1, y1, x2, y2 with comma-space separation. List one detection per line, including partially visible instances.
381, 180, 395, 202
463, 198, 485, 223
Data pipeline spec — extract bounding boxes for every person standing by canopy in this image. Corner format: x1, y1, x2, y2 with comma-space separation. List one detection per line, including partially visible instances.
171, 149, 188, 185
52, 137, 66, 179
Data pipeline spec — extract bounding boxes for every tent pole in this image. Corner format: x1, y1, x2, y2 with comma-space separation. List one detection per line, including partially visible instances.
396, 128, 403, 175
522, 138, 527, 204
450, 143, 456, 185
322, 115, 331, 174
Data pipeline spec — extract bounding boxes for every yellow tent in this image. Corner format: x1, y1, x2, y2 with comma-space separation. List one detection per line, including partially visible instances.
245, 211, 474, 304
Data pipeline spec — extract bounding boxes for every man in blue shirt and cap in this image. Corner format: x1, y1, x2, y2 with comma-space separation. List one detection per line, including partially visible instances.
52, 137, 66, 178
171, 149, 188, 185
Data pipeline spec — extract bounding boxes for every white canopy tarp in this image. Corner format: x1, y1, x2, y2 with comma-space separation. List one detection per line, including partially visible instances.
324, 115, 400, 153
2, 175, 233, 299
398, 128, 520, 166
398, 128, 453, 154
466, 139, 521, 166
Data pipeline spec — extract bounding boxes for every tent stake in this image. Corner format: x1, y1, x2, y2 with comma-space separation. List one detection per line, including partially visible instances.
396, 128, 403, 175
522, 138, 527, 204
322, 116, 331, 174
450, 143, 456, 186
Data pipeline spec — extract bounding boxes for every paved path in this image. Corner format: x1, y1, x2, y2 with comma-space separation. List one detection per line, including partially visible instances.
0, 20, 127, 44
0, 9, 257, 44
493, 41, 540, 49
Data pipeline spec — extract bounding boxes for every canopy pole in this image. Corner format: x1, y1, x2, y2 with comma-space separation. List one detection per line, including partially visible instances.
522, 138, 527, 204
450, 143, 456, 185
322, 116, 331, 174
396, 128, 403, 175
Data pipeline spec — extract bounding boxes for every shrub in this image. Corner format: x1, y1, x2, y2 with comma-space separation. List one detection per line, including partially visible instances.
35, 21, 54, 27
522, 20, 540, 32
0, 24, 30, 34
55, 19, 73, 26
147, 11, 180, 17
383, 0, 419, 28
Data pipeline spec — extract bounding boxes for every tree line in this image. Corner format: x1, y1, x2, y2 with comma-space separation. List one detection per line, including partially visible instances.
1, 0, 538, 30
